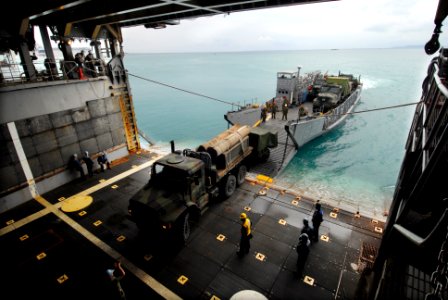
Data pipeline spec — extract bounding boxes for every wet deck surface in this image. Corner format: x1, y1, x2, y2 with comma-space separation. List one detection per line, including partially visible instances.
0, 152, 384, 299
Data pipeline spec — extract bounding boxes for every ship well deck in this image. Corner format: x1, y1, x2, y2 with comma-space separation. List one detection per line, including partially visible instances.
0, 151, 384, 299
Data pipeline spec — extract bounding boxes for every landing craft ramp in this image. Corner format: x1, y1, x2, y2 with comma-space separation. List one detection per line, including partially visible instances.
0, 151, 384, 299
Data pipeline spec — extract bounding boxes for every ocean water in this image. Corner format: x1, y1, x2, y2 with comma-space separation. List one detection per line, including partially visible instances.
124, 48, 433, 216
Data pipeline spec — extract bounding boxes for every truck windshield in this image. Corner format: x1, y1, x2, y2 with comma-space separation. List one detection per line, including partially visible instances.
152, 164, 188, 191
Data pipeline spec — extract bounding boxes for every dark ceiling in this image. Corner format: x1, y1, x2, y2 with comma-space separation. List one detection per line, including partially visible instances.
0, 0, 337, 52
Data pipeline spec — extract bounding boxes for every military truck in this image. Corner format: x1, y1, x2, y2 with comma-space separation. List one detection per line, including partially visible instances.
313, 75, 354, 113
128, 125, 277, 241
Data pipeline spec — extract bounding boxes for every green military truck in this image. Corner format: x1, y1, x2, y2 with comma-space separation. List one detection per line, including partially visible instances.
128, 125, 277, 241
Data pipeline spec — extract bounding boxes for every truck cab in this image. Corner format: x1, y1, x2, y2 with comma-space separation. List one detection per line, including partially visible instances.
128, 154, 207, 241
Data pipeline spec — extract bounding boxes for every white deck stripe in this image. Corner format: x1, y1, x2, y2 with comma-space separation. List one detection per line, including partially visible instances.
7, 122, 38, 197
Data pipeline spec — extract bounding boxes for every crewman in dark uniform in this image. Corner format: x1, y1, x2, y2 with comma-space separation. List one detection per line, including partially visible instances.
296, 233, 310, 277
82, 151, 94, 177
271, 99, 277, 119
237, 212, 252, 257
260, 105, 267, 123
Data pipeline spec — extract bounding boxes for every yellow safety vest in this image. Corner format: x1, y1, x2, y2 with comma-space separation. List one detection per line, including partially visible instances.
243, 218, 251, 236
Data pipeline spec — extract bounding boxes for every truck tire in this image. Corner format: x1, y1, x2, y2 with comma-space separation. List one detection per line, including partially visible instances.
178, 212, 191, 242
236, 165, 247, 186
222, 174, 237, 199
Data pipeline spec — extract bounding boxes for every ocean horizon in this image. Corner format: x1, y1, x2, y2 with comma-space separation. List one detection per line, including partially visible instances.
125, 47, 433, 217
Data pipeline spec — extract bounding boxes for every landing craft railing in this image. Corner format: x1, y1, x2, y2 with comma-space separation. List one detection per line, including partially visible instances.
0, 59, 108, 86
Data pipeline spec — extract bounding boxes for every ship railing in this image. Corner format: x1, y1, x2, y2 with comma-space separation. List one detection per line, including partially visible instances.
0, 59, 108, 87
323, 89, 358, 129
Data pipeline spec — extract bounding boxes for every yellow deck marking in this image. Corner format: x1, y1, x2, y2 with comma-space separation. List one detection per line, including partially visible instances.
354, 213, 361, 218
216, 234, 226, 241
329, 212, 338, 219
304, 276, 315, 286
320, 235, 329, 242
144, 254, 153, 261
0, 157, 182, 300
78, 211, 87, 216
371, 219, 379, 224
131, 165, 138, 168
291, 200, 299, 206
57, 274, 68, 284
255, 253, 266, 261
117, 235, 126, 242
210, 296, 221, 300
20, 234, 29, 241
60, 195, 93, 212
6, 219, 14, 225
36, 252, 47, 260
256, 174, 273, 183
111, 184, 118, 189
278, 219, 287, 226
177, 275, 188, 285
58, 197, 66, 202
99, 179, 106, 183
244, 206, 251, 212
374, 227, 383, 233
93, 220, 102, 226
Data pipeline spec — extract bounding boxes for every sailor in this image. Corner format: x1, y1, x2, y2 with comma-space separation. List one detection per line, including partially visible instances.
82, 151, 94, 177
84, 51, 95, 77
260, 105, 267, 123
296, 232, 310, 277
312, 203, 324, 242
237, 212, 252, 257
301, 219, 314, 239
271, 99, 277, 119
97, 151, 111, 172
69, 153, 85, 179
282, 102, 288, 120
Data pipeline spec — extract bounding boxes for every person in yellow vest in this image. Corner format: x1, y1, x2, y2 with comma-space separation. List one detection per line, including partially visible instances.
237, 212, 252, 257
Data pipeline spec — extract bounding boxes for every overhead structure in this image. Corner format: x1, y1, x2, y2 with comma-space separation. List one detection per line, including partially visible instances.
0, 0, 337, 52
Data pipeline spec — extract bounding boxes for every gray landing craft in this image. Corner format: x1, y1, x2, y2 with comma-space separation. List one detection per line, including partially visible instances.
226, 68, 362, 177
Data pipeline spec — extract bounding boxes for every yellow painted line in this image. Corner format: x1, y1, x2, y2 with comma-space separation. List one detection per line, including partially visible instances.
0, 156, 181, 300
6, 219, 14, 225
54, 158, 158, 210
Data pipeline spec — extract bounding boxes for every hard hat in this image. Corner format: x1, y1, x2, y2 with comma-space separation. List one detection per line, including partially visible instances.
240, 213, 247, 219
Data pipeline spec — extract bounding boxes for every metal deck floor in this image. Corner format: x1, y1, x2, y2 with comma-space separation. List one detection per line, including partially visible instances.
0, 152, 385, 299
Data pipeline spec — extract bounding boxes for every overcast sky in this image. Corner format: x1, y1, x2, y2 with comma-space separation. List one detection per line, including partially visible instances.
120, 0, 445, 53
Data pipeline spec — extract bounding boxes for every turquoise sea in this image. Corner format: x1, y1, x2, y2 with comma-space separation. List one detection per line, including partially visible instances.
124, 48, 433, 217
